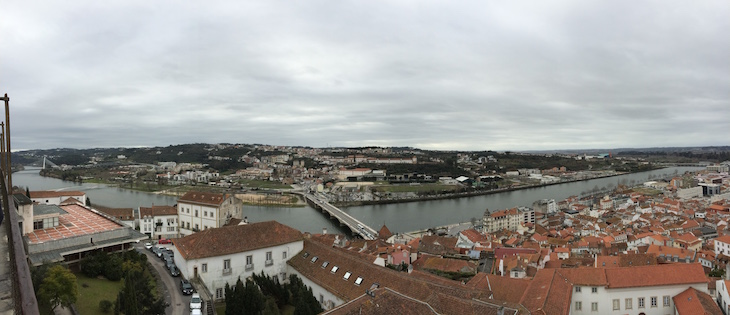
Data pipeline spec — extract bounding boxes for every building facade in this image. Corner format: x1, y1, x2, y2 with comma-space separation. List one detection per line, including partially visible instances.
139, 205, 179, 240
483, 206, 535, 233
177, 191, 244, 236
172, 221, 302, 301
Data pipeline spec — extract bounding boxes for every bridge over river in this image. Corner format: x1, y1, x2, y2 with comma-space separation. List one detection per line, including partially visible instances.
299, 193, 377, 240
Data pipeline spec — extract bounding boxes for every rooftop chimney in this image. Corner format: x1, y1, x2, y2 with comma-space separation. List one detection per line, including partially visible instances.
322, 227, 328, 235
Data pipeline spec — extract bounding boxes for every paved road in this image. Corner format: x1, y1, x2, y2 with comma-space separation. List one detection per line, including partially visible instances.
137, 244, 191, 315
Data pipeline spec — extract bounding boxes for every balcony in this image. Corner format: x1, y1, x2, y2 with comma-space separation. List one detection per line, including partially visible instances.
222, 268, 232, 275
265, 260, 273, 266
245, 264, 254, 271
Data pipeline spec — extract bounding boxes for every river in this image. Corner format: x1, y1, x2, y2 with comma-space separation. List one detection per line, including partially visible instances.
13, 167, 702, 234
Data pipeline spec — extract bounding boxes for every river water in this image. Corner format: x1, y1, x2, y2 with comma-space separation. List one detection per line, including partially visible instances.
14, 167, 701, 234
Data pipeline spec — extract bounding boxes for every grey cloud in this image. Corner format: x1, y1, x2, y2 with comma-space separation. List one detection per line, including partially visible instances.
2, 0, 728, 151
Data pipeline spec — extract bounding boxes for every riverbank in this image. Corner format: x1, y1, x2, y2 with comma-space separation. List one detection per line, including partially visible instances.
331, 171, 629, 207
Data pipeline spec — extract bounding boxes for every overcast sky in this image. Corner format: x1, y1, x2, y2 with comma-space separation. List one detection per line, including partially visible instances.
2, 1, 728, 152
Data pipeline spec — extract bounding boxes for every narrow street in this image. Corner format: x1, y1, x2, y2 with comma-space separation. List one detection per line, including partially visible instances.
137, 244, 191, 315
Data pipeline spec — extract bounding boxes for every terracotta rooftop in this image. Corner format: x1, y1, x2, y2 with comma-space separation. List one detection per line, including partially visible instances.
465, 273, 530, 304
520, 263, 708, 315
604, 263, 707, 288
140, 205, 177, 217
25, 204, 124, 244
29, 190, 86, 198
289, 239, 520, 315
672, 287, 722, 315
94, 206, 135, 221
174, 221, 302, 260
178, 191, 229, 206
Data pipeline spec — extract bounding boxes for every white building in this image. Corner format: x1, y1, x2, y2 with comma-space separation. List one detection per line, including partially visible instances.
713, 235, 730, 257
171, 221, 302, 301
177, 191, 244, 236
139, 205, 178, 240
29, 190, 87, 206
482, 206, 535, 233
521, 263, 710, 314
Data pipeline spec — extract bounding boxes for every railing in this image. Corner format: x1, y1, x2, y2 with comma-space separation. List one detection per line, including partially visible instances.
0, 92, 39, 314
1, 171, 40, 314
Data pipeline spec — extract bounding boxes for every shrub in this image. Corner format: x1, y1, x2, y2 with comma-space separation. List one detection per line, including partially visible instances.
99, 300, 113, 313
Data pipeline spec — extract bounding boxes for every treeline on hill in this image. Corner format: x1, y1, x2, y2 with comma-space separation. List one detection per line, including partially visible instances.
617, 149, 730, 162
484, 153, 611, 172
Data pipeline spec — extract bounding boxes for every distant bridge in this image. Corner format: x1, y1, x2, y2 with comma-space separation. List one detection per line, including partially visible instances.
655, 162, 706, 167
300, 193, 377, 240
42, 156, 60, 169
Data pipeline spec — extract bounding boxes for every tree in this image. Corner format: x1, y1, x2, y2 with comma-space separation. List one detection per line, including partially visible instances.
116, 268, 167, 315
242, 278, 265, 314
37, 265, 78, 312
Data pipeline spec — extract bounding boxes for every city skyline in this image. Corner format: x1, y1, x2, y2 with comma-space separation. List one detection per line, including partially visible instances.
2, 1, 729, 151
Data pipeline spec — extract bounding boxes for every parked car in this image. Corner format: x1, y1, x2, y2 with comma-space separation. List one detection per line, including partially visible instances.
144, 242, 153, 250
151, 246, 162, 256
158, 238, 172, 244
180, 279, 194, 295
190, 293, 202, 310
163, 254, 174, 266
169, 265, 180, 277
190, 309, 202, 315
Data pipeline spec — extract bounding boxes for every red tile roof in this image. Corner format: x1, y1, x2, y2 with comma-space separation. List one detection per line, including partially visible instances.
26, 204, 124, 244
289, 239, 518, 315
604, 263, 707, 288
140, 205, 177, 217
174, 221, 302, 260
30, 190, 85, 198
672, 287, 723, 315
178, 191, 230, 206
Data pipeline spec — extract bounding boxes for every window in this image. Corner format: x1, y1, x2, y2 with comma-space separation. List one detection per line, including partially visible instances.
650, 296, 657, 307
663, 295, 670, 307
33, 220, 43, 230
612, 299, 619, 310
591, 302, 597, 311
195, 210, 198, 217
591, 287, 598, 293
204, 211, 208, 217
331, 266, 339, 273
202, 263, 207, 273
575, 301, 582, 311
246, 255, 254, 270
625, 298, 632, 309
224, 259, 231, 269
321, 261, 329, 269
266, 252, 273, 266
343, 272, 352, 280
216, 288, 224, 299
311, 256, 318, 263
283, 251, 287, 260
575, 286, 581, 293
355, 277, 363, 285
638, 297, 645, 308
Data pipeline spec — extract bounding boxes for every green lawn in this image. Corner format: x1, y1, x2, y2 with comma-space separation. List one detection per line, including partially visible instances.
373, 183, 460, 193
75, 274, 123, 314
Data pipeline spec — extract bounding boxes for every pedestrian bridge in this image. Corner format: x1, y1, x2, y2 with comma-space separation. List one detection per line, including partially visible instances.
301, 193, 377, 240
